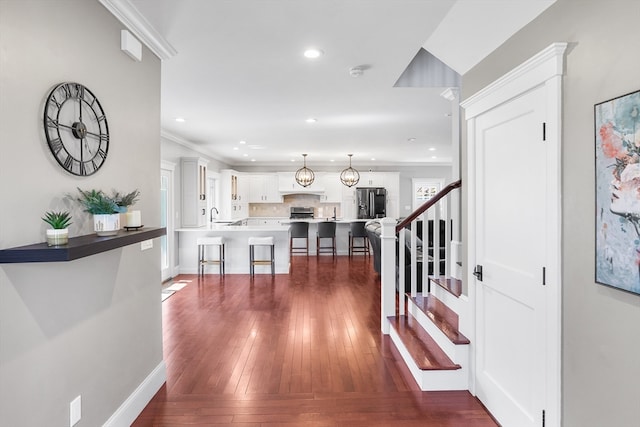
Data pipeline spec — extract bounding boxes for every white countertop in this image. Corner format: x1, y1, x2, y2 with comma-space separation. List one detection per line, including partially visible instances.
176, 224, 290, 232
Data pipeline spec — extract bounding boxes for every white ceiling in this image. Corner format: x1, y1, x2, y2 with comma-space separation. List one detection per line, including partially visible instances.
125, 0, 555, 168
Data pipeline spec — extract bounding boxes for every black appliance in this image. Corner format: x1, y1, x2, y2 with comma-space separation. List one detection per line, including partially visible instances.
356, 187, 387, 219
290, 207, 314, 219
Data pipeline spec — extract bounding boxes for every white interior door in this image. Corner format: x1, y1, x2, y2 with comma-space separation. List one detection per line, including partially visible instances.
474, 86, 548, 427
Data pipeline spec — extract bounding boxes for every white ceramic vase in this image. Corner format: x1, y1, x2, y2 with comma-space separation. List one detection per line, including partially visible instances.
46, 228, 69, 246
93, 213, 120, 236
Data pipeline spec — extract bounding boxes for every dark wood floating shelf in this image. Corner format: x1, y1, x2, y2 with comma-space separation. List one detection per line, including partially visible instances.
0, 227, 166, 263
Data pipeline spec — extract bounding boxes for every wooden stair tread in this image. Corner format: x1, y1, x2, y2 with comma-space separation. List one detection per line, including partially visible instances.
410, 294, 470, 345
387, 315, 461, 371
429, 276, 462, 297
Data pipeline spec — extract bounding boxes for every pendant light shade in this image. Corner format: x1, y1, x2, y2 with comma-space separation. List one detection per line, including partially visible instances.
295, 154, 315, 187
340, 154, 360, 187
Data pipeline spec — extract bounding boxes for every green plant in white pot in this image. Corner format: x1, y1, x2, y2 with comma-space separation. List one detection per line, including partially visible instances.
42, 211, 72, 246
75, 188, 121, 236
111, 189, 142, 228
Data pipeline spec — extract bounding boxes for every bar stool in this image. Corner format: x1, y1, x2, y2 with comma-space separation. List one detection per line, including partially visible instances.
317, 221, 337, 256
248, 236, 275, 275
348, 221, 370, 257
197, 236, 225, 275
289, 221, 309, 256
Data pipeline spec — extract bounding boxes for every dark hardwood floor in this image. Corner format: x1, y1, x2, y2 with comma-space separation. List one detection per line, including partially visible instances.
133, 256, 498, 426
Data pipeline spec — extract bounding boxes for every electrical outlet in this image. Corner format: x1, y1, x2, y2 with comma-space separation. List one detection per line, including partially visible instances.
70, 395, 81, 426
140, 239, 153, 250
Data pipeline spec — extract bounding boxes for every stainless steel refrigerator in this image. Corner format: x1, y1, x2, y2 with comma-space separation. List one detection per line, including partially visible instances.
356, 187, 387, 219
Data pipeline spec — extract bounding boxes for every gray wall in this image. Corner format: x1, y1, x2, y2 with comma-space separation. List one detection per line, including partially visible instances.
0, 1, 162, 426
462, 1, 640, 425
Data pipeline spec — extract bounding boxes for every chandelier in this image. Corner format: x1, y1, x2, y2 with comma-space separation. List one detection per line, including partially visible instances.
295, 154, 315, 187
340, 154, 360, 187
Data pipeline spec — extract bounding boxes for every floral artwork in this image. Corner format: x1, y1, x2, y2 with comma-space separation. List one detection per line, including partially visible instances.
595, 89, 640, 294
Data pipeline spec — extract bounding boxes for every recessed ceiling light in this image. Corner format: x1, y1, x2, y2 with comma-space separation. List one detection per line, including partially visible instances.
304, 48, 323, 59
330, 159, 335, 162
408, 138, 416, 142
371, 158, 376, 161
175, 117, 185, 123
239, 140, 246, 144
431, 156, 437, 159
243, 153, 248, 157
305, 118, 317, 123
251, 159, 256, 162
428, 147, 436, 151
233, 147, 239, 151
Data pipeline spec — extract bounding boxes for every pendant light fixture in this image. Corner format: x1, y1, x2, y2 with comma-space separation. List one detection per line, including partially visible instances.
340, 154, 360, 187
295, 153, 315, 187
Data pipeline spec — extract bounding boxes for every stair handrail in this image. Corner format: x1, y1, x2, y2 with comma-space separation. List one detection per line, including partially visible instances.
395, 179, 461, 233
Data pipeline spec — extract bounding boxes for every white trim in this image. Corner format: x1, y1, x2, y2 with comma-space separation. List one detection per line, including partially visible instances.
103, 361, 166, 427
161, 160, 176, 171
461, 42, 567, 118
462, 42, 566, 427
161, 129, 228, 163
98, 0, 177, 61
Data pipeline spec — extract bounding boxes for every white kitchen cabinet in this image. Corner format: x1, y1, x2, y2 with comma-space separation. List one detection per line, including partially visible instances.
319, 173, 342, 202
358, 171, 385, 187
277, 172, 325, 193
220, 169, 247, 220
248, 174, 282, 203
181, 157, 208, 227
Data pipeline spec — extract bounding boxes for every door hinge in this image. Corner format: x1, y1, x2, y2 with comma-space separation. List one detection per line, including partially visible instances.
542, 122, 547, 141
542, 267, 546, 286
542, 409, 546, 427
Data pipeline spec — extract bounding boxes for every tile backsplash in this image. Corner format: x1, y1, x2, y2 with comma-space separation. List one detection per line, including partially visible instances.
249, 194, 341, 218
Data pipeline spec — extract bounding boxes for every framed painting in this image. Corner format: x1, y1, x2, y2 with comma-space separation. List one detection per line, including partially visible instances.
595, 89, 640, 294
412, 178, 444, 219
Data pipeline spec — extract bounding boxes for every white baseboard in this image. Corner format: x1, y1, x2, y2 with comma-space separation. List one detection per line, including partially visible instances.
103, 361, 166, 427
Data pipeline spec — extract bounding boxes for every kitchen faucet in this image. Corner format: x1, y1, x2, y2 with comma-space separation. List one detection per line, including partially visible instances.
210, 207, 219, 222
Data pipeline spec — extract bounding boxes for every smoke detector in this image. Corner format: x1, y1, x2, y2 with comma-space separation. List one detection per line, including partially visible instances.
349, 66, 364, 78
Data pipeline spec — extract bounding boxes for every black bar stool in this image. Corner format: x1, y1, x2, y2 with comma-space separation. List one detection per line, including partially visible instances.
289, 221, 309, 256
348, 221, 370, 257
317, 221, 337, 256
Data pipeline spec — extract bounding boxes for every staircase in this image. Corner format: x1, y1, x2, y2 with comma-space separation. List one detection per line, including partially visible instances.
379, 180, 469, 391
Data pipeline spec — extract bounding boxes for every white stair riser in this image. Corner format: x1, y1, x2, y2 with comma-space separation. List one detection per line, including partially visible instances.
389, 327, 469, 391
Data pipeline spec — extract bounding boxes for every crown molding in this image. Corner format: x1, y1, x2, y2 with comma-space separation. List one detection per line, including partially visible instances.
99, 0, 177, 60
161, 129, 228, 164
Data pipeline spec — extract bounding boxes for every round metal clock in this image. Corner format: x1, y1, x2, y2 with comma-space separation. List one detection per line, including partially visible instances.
43, 82, 109, 176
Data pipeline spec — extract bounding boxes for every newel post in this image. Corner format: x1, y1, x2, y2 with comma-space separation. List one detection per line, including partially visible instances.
380, 217, 397, 334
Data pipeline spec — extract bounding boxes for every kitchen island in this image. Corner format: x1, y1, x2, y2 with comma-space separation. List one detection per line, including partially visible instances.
177, 223, 291, 274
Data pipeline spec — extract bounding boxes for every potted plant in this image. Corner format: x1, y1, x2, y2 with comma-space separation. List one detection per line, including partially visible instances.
42, 211, 72, 246
111, 189, 142, 227
75, 188, 121, 236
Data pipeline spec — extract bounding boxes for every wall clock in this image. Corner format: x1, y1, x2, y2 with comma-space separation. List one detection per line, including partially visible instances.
43, 82, 109, 176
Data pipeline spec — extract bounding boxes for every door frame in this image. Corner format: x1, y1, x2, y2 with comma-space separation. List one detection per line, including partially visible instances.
461, 42, 566, 426
161, 160, 176, 282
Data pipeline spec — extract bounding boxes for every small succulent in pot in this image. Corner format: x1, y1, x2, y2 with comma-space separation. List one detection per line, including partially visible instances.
42, 211, 72, 229
42, 210, 72, 246
111, 189, 140, 212
75, 188, 119, 214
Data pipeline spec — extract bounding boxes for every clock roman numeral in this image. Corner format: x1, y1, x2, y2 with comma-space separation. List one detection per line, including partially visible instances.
46, 116, 59, 128
79, 162, 87, 176
99, 133, 109, 142
91, 160, 99, 171
74, 84, 84, 99
63, 155, 73, 171
49, 95, 61, 109
97, 148, 107, 159
61, 84, 72, 99
96, 115, 106, 122
49, 138, 63, 154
